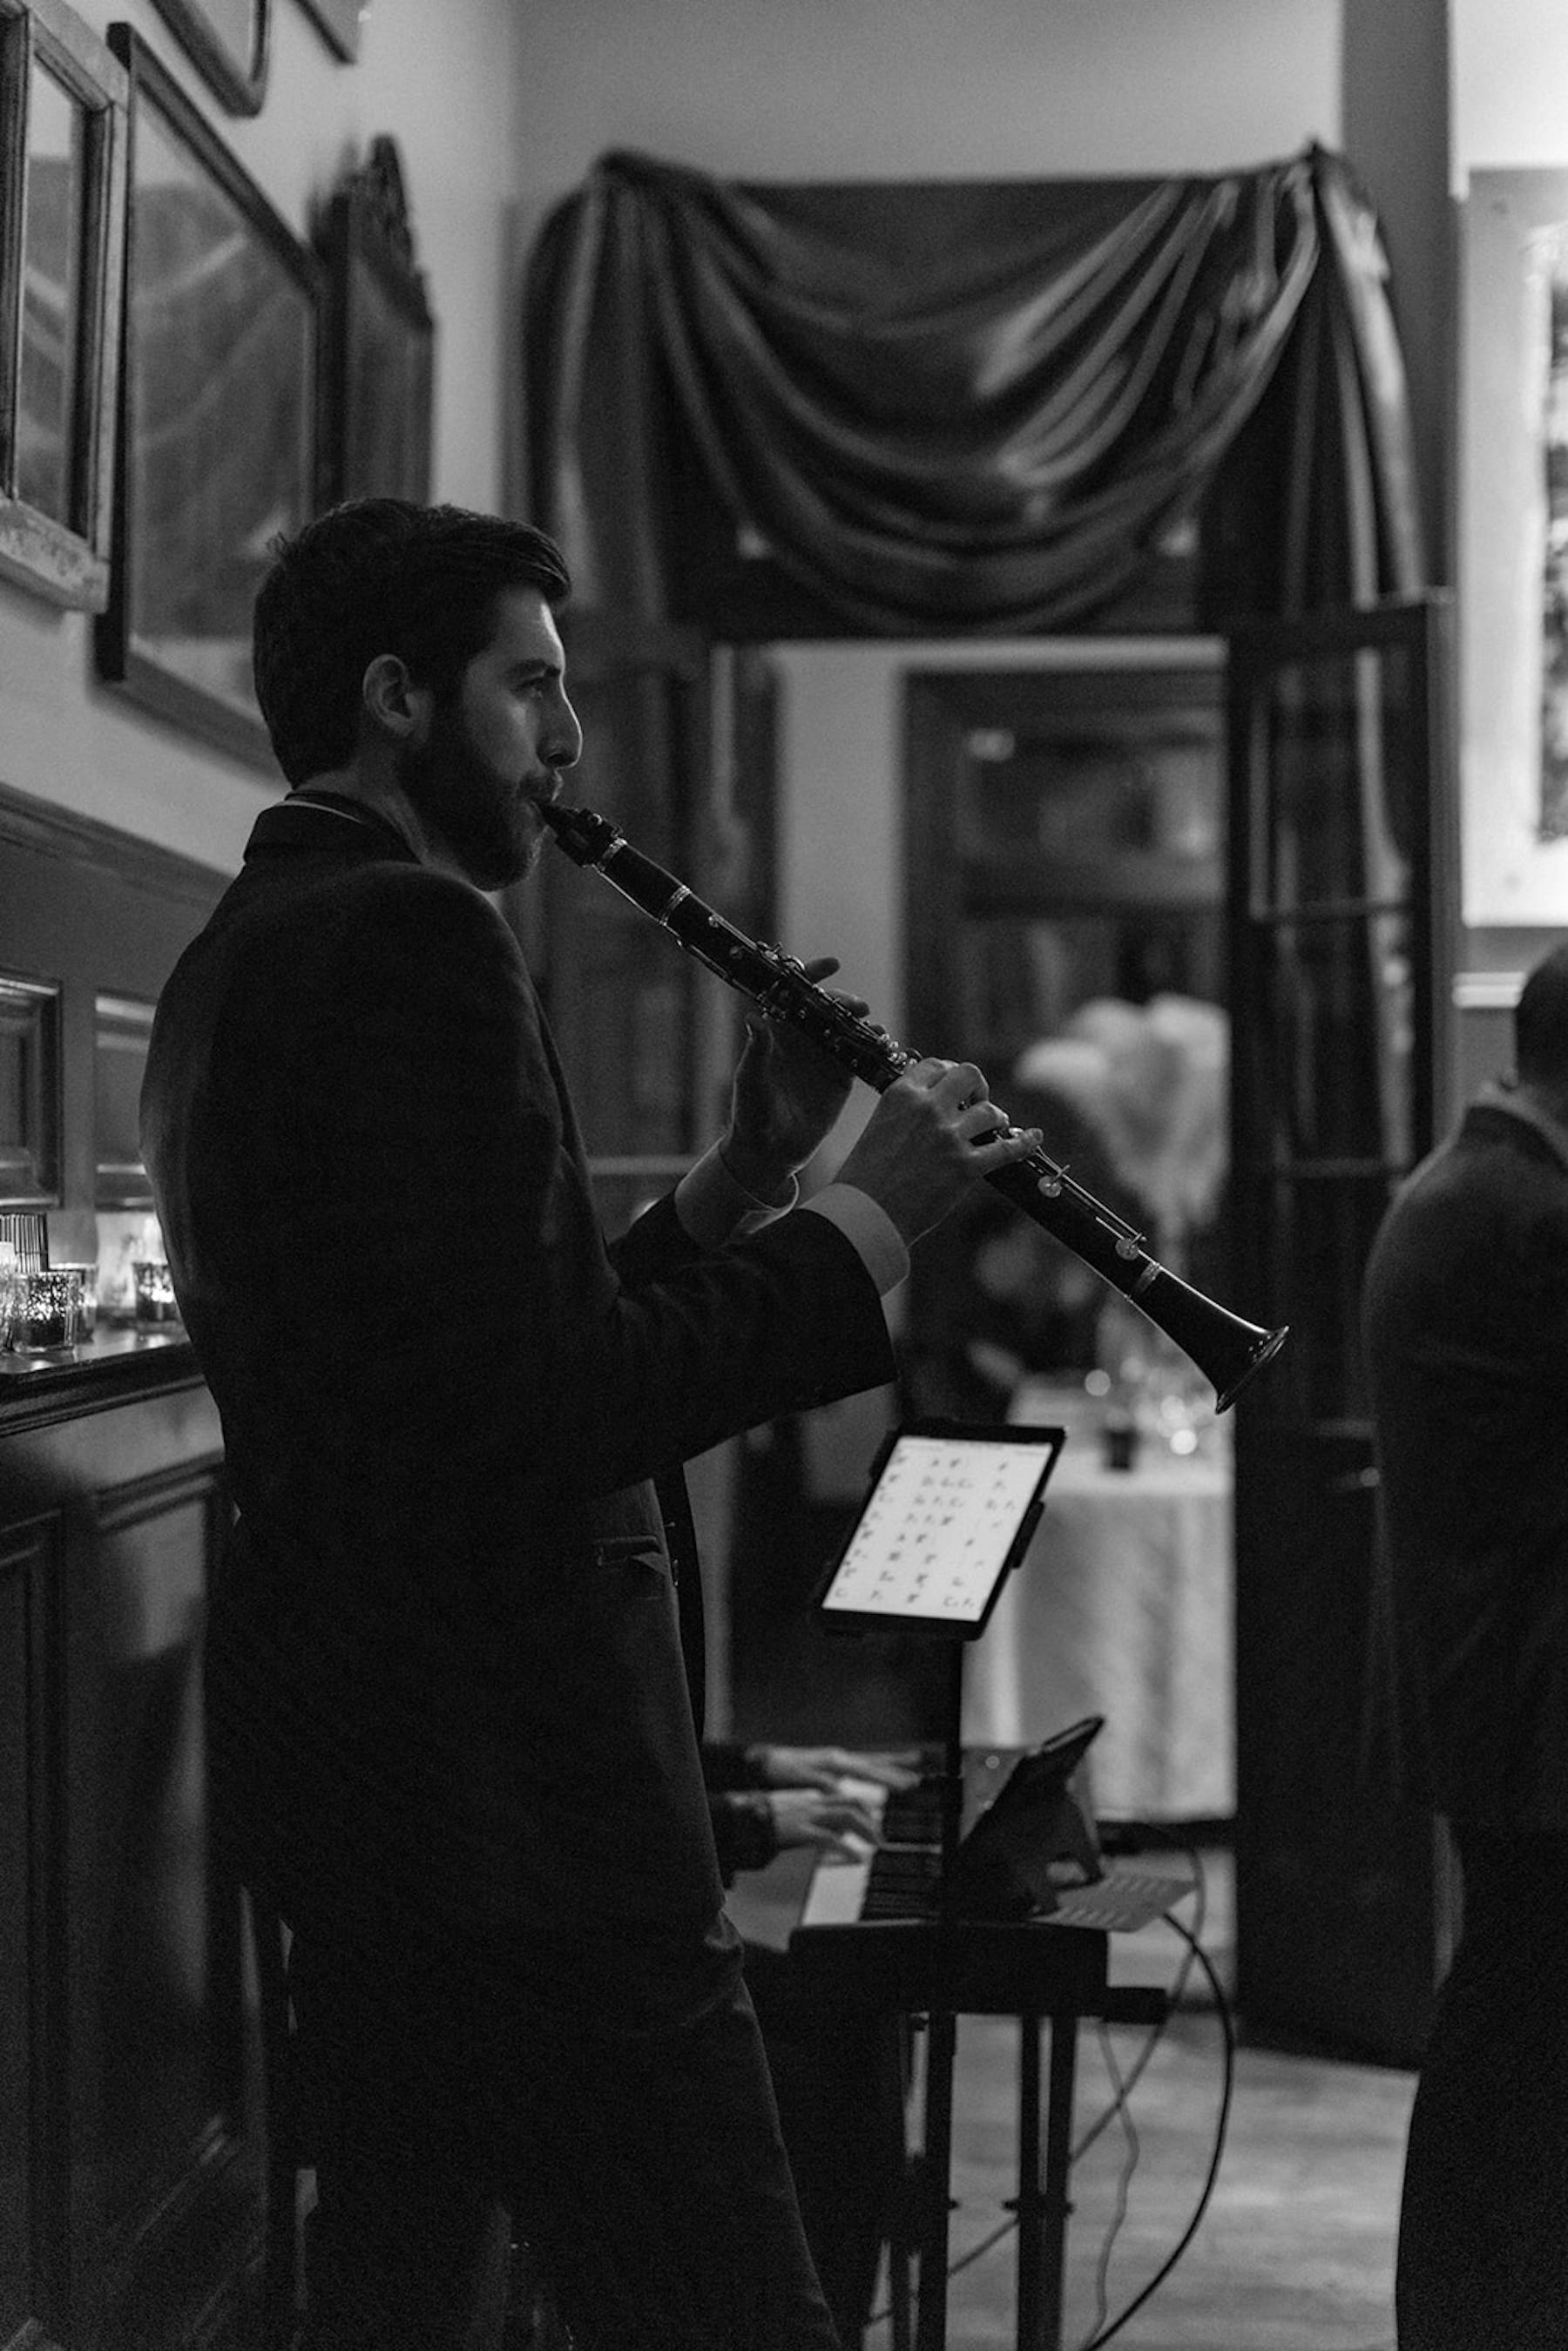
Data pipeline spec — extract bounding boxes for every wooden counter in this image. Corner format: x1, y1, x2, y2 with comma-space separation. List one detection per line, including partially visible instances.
1, 1329, 250, 2351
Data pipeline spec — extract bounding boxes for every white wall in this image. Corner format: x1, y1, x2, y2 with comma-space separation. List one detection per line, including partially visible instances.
1443, 0, 1568, 988
1, 0, 1343, 879
0, 0, 522, 875
513, 0, 1340, 208
1454, 0, 1568, 178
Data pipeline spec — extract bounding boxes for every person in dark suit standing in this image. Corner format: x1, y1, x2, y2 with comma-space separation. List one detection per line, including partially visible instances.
140, 498, 1037, 2351
1362, 942, 1568, 2351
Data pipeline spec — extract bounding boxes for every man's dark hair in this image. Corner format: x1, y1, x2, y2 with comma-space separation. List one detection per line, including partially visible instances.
1515, 942, 1568, 1087
253, 499, 571, 786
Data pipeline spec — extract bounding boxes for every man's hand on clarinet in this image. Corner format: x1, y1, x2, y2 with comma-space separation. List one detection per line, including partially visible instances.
835, 1057, 1040, 1246
720, 956, 865, 1199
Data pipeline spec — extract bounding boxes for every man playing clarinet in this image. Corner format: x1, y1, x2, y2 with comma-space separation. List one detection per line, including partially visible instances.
140, 497, 1037, 2351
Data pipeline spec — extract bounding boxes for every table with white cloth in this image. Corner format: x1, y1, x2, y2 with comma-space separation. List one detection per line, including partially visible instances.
961, 1381, 1234, 1821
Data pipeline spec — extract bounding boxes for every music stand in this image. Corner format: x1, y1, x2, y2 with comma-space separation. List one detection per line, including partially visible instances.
814, 1418, 1074, 2349
813, 1416, 1066, 1893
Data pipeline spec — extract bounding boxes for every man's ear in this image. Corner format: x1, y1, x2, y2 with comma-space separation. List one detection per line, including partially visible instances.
362, 653, 430, 742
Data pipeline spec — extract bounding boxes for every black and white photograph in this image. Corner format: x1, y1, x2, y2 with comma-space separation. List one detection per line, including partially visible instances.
97, 25, 319, 767
3, 10, 1565, 2351
0, 0, 126, 607
148, 0, 269, 114
319, 133, 433, 503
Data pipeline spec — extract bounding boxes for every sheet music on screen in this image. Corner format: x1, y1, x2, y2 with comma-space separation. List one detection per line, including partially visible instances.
817, 1428, 1062, 1632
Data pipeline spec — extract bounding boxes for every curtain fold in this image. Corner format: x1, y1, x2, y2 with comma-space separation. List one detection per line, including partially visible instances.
523, 143, 1424, 634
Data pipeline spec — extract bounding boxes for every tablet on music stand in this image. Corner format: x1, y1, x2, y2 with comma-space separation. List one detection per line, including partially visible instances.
812, 1418, 1065, 1642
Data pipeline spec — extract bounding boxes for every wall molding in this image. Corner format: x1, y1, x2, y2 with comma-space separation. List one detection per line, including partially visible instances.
0, 780, 228, 910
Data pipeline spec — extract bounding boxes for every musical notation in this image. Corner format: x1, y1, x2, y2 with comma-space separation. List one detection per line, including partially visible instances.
819, 1432, 1057, 1625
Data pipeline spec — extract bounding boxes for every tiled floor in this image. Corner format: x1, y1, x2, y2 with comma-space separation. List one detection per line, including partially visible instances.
732, 1846, 1416, 2350
938, 2010, 1412, 2348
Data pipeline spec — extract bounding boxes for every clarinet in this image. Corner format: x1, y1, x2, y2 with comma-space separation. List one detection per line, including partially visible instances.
538, 800, 1287, 1410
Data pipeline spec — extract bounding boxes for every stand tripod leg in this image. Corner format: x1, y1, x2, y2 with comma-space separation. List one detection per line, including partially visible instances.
1040, 2015, 1078, 2350
1016, 2017, 1044, 2349
914, 2010, 958, 2351
1044, 2013, 1078, 2345
1013, 2010, 1079, 2351
887, 2020, 918, 2351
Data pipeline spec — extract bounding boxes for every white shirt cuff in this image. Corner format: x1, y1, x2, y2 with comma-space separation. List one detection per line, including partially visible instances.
675, 1140, 800, 1247
799, 1184, 909, 1298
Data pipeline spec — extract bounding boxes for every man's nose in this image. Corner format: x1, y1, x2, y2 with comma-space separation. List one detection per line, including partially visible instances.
547, 696, 583, 770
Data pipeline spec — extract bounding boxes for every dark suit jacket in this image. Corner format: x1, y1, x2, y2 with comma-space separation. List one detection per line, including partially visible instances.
141, 798, 895, 2023
1362, 1092, 1568, 1832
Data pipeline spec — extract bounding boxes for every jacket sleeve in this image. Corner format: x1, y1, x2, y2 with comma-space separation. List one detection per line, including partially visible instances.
220, 865, 895, 1520
706, 1791, 780, 1885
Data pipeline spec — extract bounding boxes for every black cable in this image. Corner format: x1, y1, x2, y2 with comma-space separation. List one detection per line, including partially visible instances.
1073, 1917, 1235, 2351
936, 1845, 1205, 2292
1082, 2018, 1140, 2343
1071, 1840, 1204, 2168
865, 1841, 1219, 2325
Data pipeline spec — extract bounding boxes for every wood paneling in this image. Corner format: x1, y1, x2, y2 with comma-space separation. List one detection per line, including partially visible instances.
0, 1510, 69, 2348
0, 780, 223, 1224
3, 1379, 243, 2351
0, 787, 252, 2348
0, 976, 60, 1206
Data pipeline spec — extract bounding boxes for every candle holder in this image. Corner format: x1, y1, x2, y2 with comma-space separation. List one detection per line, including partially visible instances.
51, 1264, 100, 1340
132, 1260, 180, 1328
5, 1267, 81, 1355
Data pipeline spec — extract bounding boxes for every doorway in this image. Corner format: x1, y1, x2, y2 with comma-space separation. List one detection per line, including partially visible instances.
900, 658, 1228, 1415
724, 643, 1236, 1780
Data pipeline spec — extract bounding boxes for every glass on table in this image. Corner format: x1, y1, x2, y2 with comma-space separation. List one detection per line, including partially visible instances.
5, 1267, 81, 1354
132, 1260, 179, 1328
51, 1263, 99, 1338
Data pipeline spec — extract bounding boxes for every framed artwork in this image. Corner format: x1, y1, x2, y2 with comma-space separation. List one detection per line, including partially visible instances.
294, 0, 362, 64
0, 0, 128, 610
98, 26, 321, 770
319, 135, 434, 504
1462, 169, 1568, 926
146, 0, 268, 116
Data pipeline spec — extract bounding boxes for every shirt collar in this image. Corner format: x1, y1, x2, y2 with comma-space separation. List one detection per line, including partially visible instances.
244, 792, 419, 866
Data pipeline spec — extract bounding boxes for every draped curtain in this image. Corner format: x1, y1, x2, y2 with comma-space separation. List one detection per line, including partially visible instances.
523, 143, 1425, 634
520, 144, 1436, 1850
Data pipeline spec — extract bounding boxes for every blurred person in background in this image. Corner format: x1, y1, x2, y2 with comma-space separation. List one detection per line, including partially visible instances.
1363, 942, 1568, 2351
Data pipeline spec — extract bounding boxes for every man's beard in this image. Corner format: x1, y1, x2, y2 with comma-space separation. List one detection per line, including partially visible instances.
400, 717, 533, 890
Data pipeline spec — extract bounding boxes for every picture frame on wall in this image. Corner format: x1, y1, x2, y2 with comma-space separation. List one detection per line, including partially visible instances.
1462, 167, 1568, 927
294, 0, 362, 64
0, 0, 129, 611
319, 135, 434, 505
98, 25, 321, 771
146, 0, 268, 117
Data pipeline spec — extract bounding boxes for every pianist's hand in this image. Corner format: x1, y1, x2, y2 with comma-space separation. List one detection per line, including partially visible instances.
765, 1787, 885, 1860
749, 1744, 921, 1794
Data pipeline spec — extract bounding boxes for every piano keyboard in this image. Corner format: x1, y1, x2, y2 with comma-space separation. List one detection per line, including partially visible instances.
796, 1760, 953, 1930
796, 1758, 1190, 1936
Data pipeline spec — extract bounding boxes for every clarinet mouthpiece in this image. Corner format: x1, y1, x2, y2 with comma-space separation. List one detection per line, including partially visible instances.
537, 801, 615, 865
